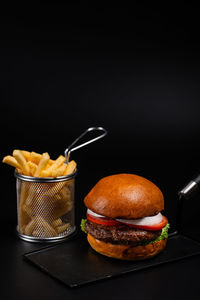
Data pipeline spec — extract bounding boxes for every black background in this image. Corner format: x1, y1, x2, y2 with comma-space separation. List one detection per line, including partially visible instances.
1, 4, 200, 299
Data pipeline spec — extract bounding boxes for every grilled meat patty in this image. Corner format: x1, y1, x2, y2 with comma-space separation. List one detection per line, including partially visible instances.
85, 220, 161, 246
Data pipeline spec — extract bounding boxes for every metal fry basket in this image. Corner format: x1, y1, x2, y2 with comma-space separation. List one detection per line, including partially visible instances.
14, 126, 107, 243
15, 171, 77, 242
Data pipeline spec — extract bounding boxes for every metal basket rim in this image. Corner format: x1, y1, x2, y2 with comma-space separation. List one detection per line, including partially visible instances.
14, 169, 78, 183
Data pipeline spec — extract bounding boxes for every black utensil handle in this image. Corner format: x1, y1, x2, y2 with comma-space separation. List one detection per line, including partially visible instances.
176, 174, 200, 233
178, 174, 200, 200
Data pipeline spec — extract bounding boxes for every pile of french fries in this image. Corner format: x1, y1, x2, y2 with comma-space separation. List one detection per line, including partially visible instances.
2, 150, 76, 177
3, 150, 77, 238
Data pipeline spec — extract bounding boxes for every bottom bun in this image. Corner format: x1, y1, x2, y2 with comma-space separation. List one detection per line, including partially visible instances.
87, 234, 167, 260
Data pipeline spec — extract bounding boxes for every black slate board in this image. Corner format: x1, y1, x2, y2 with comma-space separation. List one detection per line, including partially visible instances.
24, 234, 200, 288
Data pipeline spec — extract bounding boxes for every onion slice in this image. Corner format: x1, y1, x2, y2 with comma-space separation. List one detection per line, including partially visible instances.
116, 213, 163, 226
87, 209, 164, 227
87, 209, 106, 218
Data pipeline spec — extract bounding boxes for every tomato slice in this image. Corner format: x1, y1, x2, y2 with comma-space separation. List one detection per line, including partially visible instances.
86, 213, 121, 226
117, 216, 168, 231
87, 211, 168, 231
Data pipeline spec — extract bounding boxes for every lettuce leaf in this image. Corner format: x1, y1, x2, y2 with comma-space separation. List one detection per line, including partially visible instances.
80, 219, 87, 233
148, 223, 170, 244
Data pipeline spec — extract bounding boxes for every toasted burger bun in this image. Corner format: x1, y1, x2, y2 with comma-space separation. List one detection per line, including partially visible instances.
84, 174, 164, 219
88, 234, 167, 260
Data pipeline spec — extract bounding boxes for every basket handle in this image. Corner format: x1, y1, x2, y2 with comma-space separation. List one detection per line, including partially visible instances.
64, 127, 107, 163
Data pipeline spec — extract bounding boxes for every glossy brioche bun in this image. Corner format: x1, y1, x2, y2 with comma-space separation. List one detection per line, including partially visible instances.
88, 234, 167, 260
84, 174, 164, 219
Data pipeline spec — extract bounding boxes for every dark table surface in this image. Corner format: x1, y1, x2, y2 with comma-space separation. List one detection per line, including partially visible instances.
2, 228, 200, 300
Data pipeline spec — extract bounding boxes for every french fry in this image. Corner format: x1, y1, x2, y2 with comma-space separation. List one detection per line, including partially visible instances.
37, 181, 67, 201
21, 150, 31, 161
36, 188, 73, 221
16, 168, 23, 174
25, 182, 44, 206
18, 182, 31, 232
37, 216, 58, 236
32, 230, 40, 237
52, 218, 62, 228
39, 162, 53, 175
41, 155, 66, 177
46, 162, 53, 169
34, 152, 50, 177
56, 223, 70, 234
40, 169, 51, 177
18, 181, 31, 226
48, 160, 54, 165
18, 209, 31, 233
30, 151, 42, 164
25, 190, 35, 206
13, 150, 30, 175
30, 151, 54, 165
24, 218, 37, 235
64, 160, 77, 175
51, 163, 68, 177
23, 204, 34, 217
2, 155, 21, 169
20, 225, 26, 234
53, 194, 62, 201
25, 216, 58, 236
25, 181, 49, 207
52, 196, 73, 219
60, 185, 71, 201
27, 161, 37, 176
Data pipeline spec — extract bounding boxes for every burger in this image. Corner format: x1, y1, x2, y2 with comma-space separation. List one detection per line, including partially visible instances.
81, 173, 169, 260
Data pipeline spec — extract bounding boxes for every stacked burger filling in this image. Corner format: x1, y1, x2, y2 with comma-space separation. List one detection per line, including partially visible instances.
81, 209, 169, 246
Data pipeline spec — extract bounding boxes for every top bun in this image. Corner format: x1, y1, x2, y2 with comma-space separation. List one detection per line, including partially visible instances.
84, 174, 164, 219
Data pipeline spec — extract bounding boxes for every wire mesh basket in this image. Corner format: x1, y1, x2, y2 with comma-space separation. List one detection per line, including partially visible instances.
13, 127, 107, 243
15, 170, 77, 242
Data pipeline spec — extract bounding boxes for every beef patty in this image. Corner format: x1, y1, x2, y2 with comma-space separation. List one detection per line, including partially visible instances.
85, 220, 161, 246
